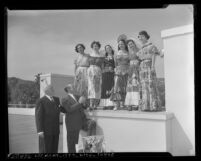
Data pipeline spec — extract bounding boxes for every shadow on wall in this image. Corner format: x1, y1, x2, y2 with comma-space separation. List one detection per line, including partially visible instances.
95, 122, 104, 136
171, 118, 194, 156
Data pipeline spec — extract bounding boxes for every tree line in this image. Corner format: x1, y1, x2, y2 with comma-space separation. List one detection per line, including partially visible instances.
8, 74, 41, 105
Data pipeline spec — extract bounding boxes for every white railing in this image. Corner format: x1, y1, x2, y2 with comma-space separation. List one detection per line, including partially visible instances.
8, 104, 36, 108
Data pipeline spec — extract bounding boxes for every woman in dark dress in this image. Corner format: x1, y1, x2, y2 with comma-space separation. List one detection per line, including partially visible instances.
99, 45, 115, 110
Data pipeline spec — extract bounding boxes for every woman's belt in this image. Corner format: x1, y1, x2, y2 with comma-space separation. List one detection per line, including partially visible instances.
140, 59, 151, 62
89, 64, 101, 68
78, 65, 89, 68
102, 68, 114, 73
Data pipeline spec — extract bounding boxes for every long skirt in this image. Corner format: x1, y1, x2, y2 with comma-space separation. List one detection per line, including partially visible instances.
125, 64, 140, 106
99, 71, 114, 107
74, 67, 88, 97
139, 60, 161, 111
87, 65, 102, 99
101, 71, 114, 98
110, 74, 128, 102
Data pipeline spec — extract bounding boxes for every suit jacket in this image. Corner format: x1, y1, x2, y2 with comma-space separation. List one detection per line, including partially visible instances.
61, 94, 87, 132
35, 96, 63, 135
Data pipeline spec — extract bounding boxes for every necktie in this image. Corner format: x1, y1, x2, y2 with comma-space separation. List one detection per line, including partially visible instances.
70, 94, 77, 102
50, 96, 54, 102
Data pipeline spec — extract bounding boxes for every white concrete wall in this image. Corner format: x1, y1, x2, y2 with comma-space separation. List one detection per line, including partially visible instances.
161, 24, 195, 156
63, 111, 174, 153
40, 73, 74, 99
39, 73, 74, 124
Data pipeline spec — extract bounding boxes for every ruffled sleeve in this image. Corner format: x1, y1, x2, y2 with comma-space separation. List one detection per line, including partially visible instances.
149, 45, 160, 55
74, 58, 77, 65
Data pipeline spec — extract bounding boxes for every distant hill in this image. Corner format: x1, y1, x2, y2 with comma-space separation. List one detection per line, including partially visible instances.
8, 77, 39, 104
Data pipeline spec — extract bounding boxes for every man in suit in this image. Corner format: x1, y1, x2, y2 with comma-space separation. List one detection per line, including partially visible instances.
61, 84, 87, 153
35, 84, 65, 153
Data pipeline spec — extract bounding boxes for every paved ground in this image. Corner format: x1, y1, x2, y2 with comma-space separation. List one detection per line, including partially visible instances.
8, 114, 63, 153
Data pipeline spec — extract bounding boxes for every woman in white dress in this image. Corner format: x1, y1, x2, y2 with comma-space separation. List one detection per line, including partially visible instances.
74, 44, 90, 97
87, 41, 104, 110
124, 39, 140, 111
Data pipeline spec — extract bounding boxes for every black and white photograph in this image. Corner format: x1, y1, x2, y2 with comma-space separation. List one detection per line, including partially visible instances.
7, 5, 194, 156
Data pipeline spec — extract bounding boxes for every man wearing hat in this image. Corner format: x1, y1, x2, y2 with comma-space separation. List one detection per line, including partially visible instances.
35, 84, 65, 153
61, 84, 87, 153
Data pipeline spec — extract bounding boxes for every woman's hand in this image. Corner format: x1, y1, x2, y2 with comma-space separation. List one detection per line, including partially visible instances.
114, 68, 116, 73
151, 66, 155, 72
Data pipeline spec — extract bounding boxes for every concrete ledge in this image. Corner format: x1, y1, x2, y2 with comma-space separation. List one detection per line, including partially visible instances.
40, 73, 74, 78
86, 110, 174, 121
8, 108, 35, 115
161, 24, 193, 39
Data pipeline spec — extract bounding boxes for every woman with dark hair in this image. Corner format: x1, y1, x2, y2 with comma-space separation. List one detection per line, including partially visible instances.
137, 30, 161, 111
124, 39, 140, 111
87, 41, 104, 110
74, 44, 90, 97
99, 45, 115, 109
110, 36, 130, 110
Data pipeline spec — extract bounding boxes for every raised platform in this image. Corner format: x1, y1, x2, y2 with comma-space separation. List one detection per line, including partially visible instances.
63, 110, 174, 153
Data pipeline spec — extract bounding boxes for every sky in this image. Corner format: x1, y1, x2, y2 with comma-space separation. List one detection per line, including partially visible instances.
7, 5, 193, 81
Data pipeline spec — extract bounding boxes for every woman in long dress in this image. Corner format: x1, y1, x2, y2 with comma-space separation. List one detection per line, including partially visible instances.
110, 38, 130, 110
124, 39, 140, 111
74, 44, 90, 97
99, 45, 115, 110
87, 41, 104, 110
137, 31, 161, 111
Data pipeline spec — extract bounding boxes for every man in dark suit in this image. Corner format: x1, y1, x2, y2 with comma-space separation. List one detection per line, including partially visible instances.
61, 84, 87, 153
35, 84, 65, 153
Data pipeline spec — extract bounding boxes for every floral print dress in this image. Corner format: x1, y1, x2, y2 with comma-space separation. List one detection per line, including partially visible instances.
87, 54, 104, 99
137, 42, 161, 111
110, 50, 130, 102
74, 53, 90, 97
124, 51, 140, 106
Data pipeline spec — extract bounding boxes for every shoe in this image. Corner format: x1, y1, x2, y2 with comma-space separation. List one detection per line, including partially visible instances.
127, 106, 132, 111
113, 107, 118, 111
132, 106, 138, 111
88, 107, 93, 111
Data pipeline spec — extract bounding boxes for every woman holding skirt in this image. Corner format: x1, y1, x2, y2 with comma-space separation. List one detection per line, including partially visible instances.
74, 44, 90, 97
110, 36, 130, 110
137, 31, 161, 111
99, 45, 115, 110
87, 41, 104, 110
124, 39, 140, 111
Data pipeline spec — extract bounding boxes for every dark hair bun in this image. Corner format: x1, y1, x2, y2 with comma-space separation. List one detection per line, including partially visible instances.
75, 44, 85, 53
139, 30, 150, 40
91, 41, 101, 49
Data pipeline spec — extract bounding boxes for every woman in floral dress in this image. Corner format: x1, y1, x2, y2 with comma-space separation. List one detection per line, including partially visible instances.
74, 44, 90, 97
110, 37, 130, 110
87, 41, 104, 110
137, 31, 161, 111
124, 39, 140, 111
